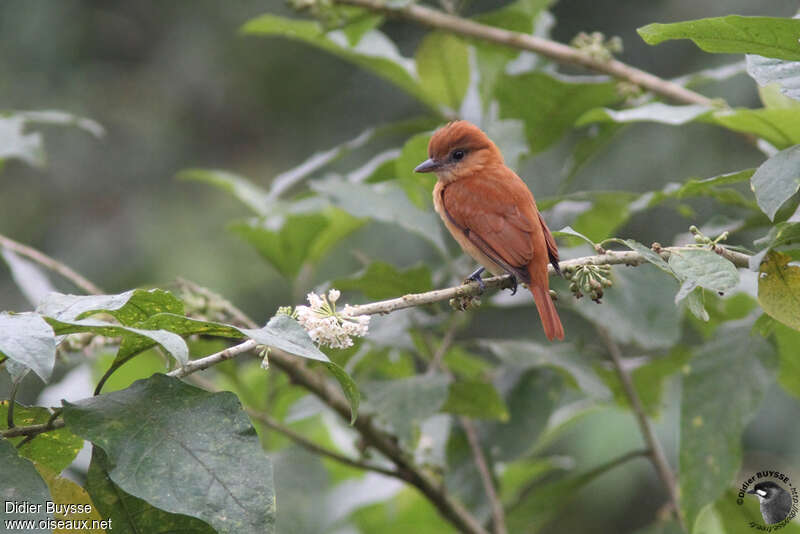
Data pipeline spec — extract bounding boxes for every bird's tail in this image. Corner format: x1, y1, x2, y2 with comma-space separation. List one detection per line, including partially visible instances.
529, 276, 564, 342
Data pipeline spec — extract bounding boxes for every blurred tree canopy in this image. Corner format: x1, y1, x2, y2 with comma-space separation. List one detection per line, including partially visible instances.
2, 1, 800, 533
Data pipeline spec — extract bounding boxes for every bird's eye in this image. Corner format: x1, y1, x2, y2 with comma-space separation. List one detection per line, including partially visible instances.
452, 150, 465, 161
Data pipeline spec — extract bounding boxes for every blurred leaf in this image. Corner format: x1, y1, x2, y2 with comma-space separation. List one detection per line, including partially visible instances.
15, 110, 104, 138
0, 401, 83, 474
334, 261, 432, 300
668, 248, 740, 300
178, 169, 271, 215
416, 32, 469, 109
363, 374, 450, 444
772, 320, 800, 399
496, 72, 621, 153
570, 192, 637, 242
571, 265, 681, 349
0, 438, 52, 526
598, 346, 692, 417
500, 455, 573, 502
87, 447, 215, 534
242, 15, 436, 109
553, 226, 596, 247
34, 463, 106, 534
747, 54, 800, 103
309, 208, 365, 262
0, 312, 55, 382
480, 339, 610, 399
679, 325, 776, 531
564, 122, 624, 181
443, 346, 491, 380
757, 82, 800, 109
441, 379, 509, 421
37, 289, 184, 325
335, 7, 384, 46
242, 314, 329, 362
63, 375, 275, 534
577, 103, 713, 126
0, 248, 56, 307
351, 487, 455, 534
758, 250, 800, 331
750, 144, 800, 221
0, 114, 45, 168
395, 132, 435, 208
324, 361, 360, 424
686, 287, 710, 322
638, 16, 800, 60
633, 169, 756, 211
312, 178, 448, 254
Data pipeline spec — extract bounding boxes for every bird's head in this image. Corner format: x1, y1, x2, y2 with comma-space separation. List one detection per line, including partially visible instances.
414, 120, 503, 183
748, 481, 785, 501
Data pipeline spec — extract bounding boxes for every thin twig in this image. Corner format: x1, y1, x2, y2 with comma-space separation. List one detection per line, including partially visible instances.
334, 0, 714, 106
597, 327, 686, 531
426, 319, 459, 374
1, 418, 66, 439
460, 416, 507, 534
0, 233, 103, 295
167, 340, 259, 378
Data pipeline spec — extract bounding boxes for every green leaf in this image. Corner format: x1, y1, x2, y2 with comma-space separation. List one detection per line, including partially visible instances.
241, 14, 435, 109
45, 317, 190, 366
553, 226, 595, 248
312, 178, 448, 254
324, 362, 360, 424
178, 168, 271, 215
34, 462, 106, 532
0, 248, 56, 307
37, 289, 184, 325
87, 447, 215, 534
679, 325, 776, 531
0, 438, 52, 527
747, 54, 800, 103
772, 320, 800, 399
441, 379, 509, 421
415, 32, 469, 109
0, 401, 83, 474
340, 8, 384, 46
496, 72, 621, 153
633, 169, 756, 211
758, 250, 800, 331
63, 375, 275, 534
637, 16, 800, 61
564, 122, 624, 181
570, 192, 637, 243
334, 261, 432, 300
577, 103, 713, 126
571, 265, 682, 349
751, 144, 800, 221
241, 314, 329, 362
395, 132, 435, 208
606, 238, 672, 274
668, 248, 740, 298
15, 110, 104, 138
0, 312, 55, 382
0, 114, 45, 168
363, 374, 450, 444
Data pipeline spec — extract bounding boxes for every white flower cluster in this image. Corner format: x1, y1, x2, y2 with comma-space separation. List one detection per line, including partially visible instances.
295, 289, 370, 349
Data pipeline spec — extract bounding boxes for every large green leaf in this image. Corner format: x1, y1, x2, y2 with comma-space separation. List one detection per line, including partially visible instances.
0, 312, 55, 382
241, 14, 435, 109
87, 447, 216, 534
0, 401, 83, 474
441, 379, 509, 421
772, 320, 800, 399
34, 463, 106, 533
638, 16, 800, 61
312, 178, 448, 254
0, 248, 56, 307
37, 289, 184, 325
242, 314, 329, 362
751, 144, 800, 221
758, 250, 800, 331
571, 264, 682, 349
668, 248, 740, 301
0, 438, 52, 529
415, 32, 469, 110
362, 374, 450, 444
334, 261, 432, 300
63, 375, 275, 534
679, 325, 776, 531
496, 72, 621, 153
747, 54, 800, 103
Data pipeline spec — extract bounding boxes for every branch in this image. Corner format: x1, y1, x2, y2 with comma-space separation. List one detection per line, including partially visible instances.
334, 0, 714, 106
460, 416, 507, 534
346, 245, 751, 316
1, 418, 66, 439
0, 233, 103, 295
597, 327, 686, 531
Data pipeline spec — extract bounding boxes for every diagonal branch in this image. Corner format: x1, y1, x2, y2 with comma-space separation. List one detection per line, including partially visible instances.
460, 416, 507, 534
333, 0, 714, 106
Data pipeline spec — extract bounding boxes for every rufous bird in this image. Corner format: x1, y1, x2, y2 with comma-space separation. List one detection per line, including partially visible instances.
415, 120, 564, 341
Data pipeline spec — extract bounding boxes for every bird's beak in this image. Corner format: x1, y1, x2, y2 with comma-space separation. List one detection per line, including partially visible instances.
414, 158, 440, 173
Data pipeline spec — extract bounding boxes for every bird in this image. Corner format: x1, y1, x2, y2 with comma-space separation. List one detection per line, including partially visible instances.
414, 120, 564, 341
747, 481, 793, 525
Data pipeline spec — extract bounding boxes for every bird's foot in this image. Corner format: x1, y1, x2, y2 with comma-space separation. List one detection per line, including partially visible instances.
465, 267, 486, 293
508, 275, 518, 295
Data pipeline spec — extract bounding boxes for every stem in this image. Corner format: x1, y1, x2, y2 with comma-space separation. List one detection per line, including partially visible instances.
334, 0, 714, 106
597, 327, 686, 531
1, 419, 66, 439
0, 233, 103, 295
460, 416, 507, 534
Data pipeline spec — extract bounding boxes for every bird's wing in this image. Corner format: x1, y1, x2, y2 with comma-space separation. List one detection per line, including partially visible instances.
538, 211, 560, 273
441, 173, 540, 273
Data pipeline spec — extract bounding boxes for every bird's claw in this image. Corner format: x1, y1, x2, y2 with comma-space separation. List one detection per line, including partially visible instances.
466, 267, 486, 293
508, 276, 518, 295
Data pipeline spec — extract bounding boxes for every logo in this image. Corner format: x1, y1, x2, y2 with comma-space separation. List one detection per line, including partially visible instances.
737, 470, 798, 530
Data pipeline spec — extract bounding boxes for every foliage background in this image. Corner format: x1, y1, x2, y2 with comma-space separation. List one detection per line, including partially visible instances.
2, 1, 800, 533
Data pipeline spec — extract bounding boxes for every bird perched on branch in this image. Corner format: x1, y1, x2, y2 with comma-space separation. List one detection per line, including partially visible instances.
415, 120, 564, 341
747, 481, 793, 525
